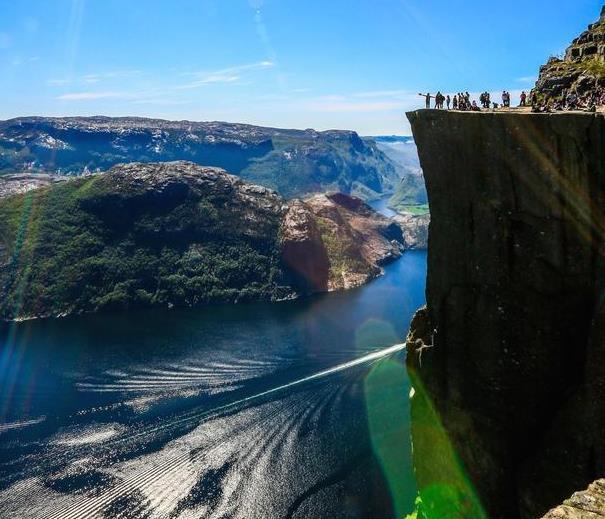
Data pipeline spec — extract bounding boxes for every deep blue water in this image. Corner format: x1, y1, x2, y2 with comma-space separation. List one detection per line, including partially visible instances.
0, 247, 427, 518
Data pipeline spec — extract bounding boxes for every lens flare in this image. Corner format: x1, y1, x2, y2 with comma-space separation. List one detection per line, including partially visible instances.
406, 368, 488, 519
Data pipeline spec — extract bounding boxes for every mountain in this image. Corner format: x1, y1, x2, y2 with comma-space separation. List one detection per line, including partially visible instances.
0, 161, 405, 321
534, 7, 605, 101
367, 136, 429, 215
0, 117, 400, 200
388, 174, 429, 215
369, 135, 422, 177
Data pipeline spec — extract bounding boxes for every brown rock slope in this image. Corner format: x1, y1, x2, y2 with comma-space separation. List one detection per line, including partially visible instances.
405, 110, 605, 519
534, 7, 605, 100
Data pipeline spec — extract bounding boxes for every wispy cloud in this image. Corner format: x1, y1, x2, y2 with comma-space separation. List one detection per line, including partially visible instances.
56, 91, 128, 101
304, 89, 418, 113
516, 75, 537, 84
176, 61, 275, 90
306, 100, 411, 113
176, 74, 241, 90
352, 89, 411, 99
47, 78, 71, 86
82, 74, 101, 84
46, 70, 142, 88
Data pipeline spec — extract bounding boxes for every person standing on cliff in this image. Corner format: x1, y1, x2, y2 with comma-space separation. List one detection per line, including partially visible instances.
446, 95, 451, 109
419, 92, 433, 109
453, 94, 458, 110
436, 91, 445, 109
520, 91, 527, 106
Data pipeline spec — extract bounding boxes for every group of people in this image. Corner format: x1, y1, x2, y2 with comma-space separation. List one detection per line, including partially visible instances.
532, 88, 605, 112
419, 90, 534, 111
420, 87, 605, 113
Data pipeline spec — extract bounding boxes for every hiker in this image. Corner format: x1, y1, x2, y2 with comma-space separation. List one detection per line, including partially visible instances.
520, 91, 527, 106
446, 95, 451, 109
453, 94, 458, 110
436, 91, 446, 109
419, 92, 433, 109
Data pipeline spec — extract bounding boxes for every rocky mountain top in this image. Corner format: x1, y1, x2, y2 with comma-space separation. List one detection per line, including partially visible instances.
0, 161, 405, 320
534, 6, 605, 99
0, 172, 66, 198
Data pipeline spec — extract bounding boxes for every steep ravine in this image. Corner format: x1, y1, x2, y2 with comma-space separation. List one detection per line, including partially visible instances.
405, 110, 605, 518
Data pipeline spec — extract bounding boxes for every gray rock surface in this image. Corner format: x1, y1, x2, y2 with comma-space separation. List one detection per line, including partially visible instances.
406, 110, 605, 519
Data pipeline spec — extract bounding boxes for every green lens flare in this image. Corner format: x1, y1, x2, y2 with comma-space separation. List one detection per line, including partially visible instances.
364, 358, 416, 518
407, 369, 488, 519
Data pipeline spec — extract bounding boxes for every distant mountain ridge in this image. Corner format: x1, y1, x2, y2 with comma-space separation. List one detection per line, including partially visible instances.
0, 116, 400, 200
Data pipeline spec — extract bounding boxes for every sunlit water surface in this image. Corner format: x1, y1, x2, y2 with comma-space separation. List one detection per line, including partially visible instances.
0, 244, 426, 518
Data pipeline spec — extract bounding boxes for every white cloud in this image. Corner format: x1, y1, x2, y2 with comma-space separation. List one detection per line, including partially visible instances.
56, 91, 127, 101
352, 89, 411, 99
306, 100, 411, 113
181, 60, 275, 87
516, 76, 537, 84
82, 74, 101, 84
176, 74, 241, 90
47, 78, 71, 86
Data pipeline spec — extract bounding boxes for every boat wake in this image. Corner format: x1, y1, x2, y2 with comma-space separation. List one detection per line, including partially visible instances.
0, 344, 407, 519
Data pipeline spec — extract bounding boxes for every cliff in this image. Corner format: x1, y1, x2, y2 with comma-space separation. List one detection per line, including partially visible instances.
405, 110, 605, 518
0, 116, 399, 200
0, 161, 403, 320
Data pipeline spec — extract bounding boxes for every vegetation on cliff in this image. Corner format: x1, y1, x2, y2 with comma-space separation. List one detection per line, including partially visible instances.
388, 174, 429, 215
0, 162, 404, 320
0, 162, 292, 319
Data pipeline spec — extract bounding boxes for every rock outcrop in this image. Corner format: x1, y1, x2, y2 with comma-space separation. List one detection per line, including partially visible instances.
534, 7, 605, 100
406, 110, 605, 519
394, 213, 429, 250
0, 161, 404, 320
302, 192, 404, 290
542, 480, 605, 519
0, 173, 65, 198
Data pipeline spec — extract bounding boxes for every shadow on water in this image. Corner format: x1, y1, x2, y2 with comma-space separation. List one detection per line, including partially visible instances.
0, 251, 427, 519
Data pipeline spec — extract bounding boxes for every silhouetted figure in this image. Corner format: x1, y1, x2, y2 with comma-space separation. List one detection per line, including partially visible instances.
419, 92, 433, 109
435, 91, 445, 109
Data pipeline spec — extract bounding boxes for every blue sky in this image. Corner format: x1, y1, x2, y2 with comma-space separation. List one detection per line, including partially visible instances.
0, 0, 602, 134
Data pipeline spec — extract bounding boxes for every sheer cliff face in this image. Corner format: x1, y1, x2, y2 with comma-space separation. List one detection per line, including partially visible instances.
406, 110, 605, 518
